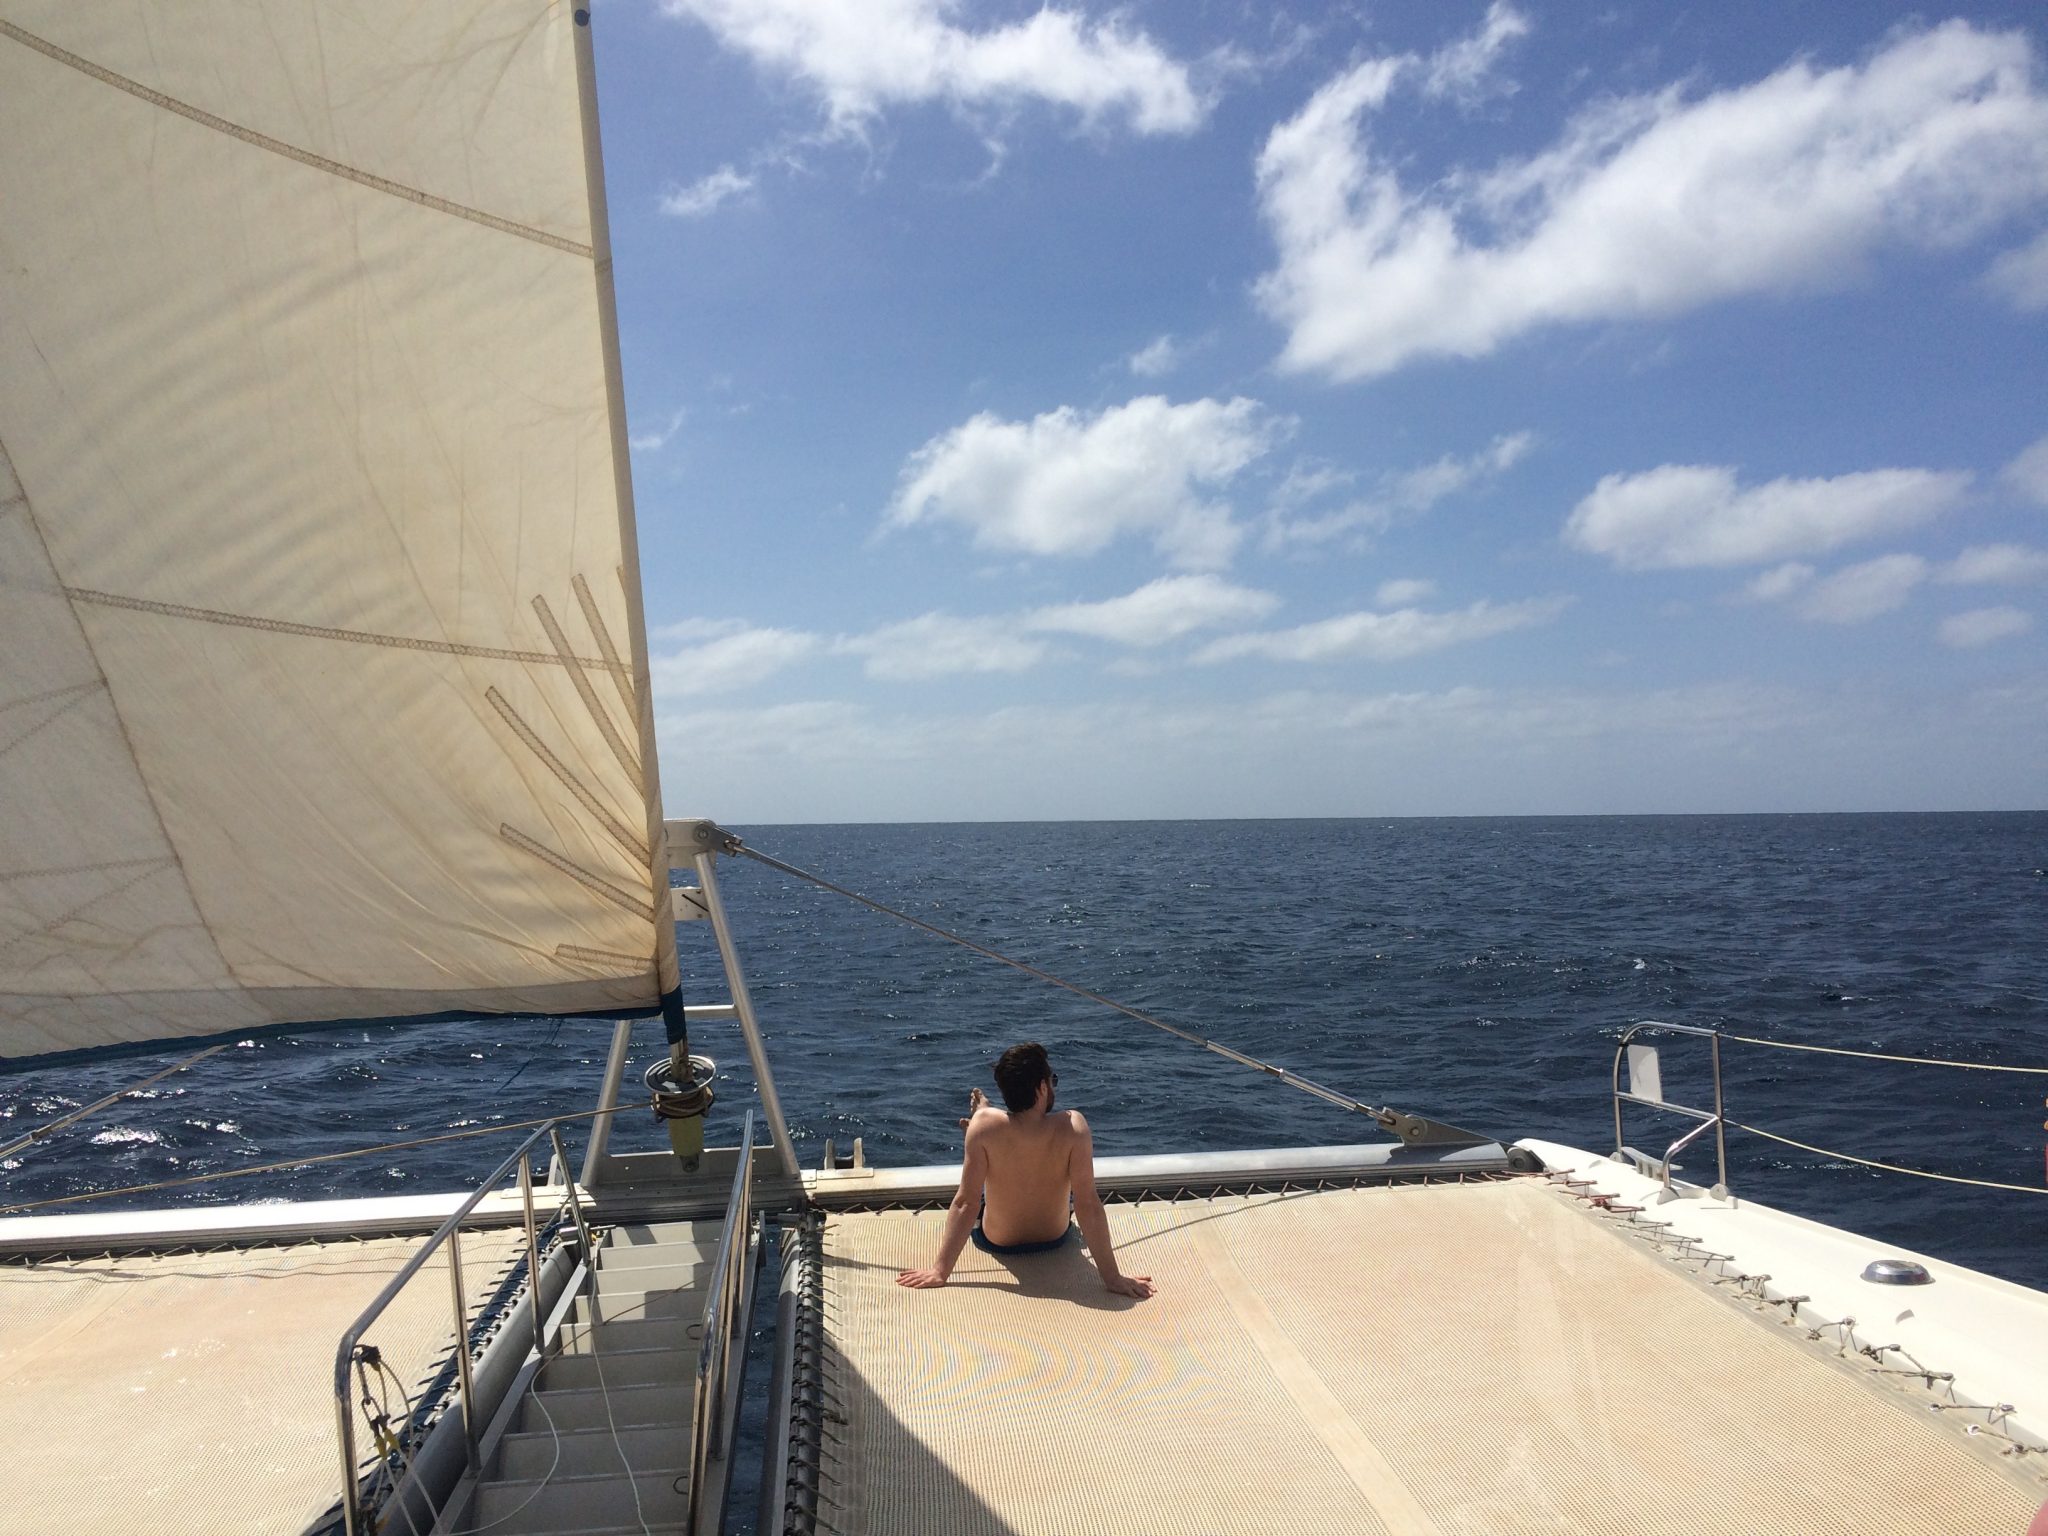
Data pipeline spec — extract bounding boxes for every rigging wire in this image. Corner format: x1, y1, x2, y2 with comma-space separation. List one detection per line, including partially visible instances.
0, 1042, 227, 1163
1730, 1120, 2048, 1197
1721, 1033, 2048, 1075
726, 837, 1392, 1123
0, 1098, 653, 1218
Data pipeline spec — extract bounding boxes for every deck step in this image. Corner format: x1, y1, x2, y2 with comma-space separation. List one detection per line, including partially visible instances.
517, 1382, 691, 1435
557, 1313, 702, 1356
572, 1288, 707, 1328
469, 1468, 688, 1533
538, 1346, 687, 1393
593, 1259, 711, 1299
605, 1220, 721, 1250
492, 1423, 683, 1482
598, 1237, 716, 1270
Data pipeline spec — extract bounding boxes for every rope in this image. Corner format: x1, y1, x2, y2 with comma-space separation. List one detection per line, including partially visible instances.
0, 1043, 227, 1163
0, 1098, 652, 1217
727, 839, 1388, 1122
1732, 1120, 2048, 1196
1723, 1033, 2048, 1075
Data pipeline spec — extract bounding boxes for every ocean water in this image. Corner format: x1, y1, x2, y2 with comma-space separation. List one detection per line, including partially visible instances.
5, 812, 2046, 1298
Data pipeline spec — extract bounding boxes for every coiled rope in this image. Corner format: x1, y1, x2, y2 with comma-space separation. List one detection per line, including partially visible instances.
727, 838, 1393, 1123
0, 1098, 652, 1218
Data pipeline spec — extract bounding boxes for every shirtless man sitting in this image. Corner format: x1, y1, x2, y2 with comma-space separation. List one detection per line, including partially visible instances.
895, 1042, 1155, 1298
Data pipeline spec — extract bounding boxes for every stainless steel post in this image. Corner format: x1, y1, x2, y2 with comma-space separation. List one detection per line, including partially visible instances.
447, 1228, 476, 1462
580, 1017, 635, 1188
692, 850, 799, 1177
551, 1127, 596, 1285
335, 1384, 361, 1536
520, 1152, 544, 1359
1710, 1031, 1730, 1196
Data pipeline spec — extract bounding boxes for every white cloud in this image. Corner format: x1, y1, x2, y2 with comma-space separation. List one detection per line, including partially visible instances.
1025, 575, 1278, 647
1939, 606, 2034, 648
1268, 432, 1533, 547
1985, 230, 2048, 310
2005, 433, 2048, 506
1565, 465, 1968, 569
1942, 543, 2048, 585
1793, 554, 1926, 624
659, 166, 755, 218
1126, 335, 1185, 378
649, 620, 819, 695
1421, 1, 1530, 105
1196, 595, 1568, 664
836, 612, 1050, 680
1743, 562, 1814, 602
660, 0, 1206, 136
886, 395, 1286, 569
1257, 21, 2048, 381
629, 408, 688, 453
1374, 578, 1437, 607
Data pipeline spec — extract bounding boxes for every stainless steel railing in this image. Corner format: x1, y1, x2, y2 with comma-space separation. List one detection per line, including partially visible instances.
688, 1109, 756, 1531
1611, 1020, 1730, 1196
332, 1120, 593, 1536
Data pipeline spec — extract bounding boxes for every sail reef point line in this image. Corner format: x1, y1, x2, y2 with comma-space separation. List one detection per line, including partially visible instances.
0, 20, 594, 260
64, 588, 622, 672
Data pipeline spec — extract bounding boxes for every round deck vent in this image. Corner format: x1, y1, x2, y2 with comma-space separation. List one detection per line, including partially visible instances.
1861, 1258, 1933, 1286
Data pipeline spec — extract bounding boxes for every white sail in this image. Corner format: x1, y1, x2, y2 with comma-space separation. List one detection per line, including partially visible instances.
0, 1, 676, 1059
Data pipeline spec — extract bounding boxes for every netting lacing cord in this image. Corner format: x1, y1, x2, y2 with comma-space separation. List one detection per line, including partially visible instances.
726, 838, 1392, 1124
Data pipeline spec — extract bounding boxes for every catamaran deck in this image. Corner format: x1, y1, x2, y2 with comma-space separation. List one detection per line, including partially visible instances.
794, 1176, 2044, 1536
0, 1230, 526, 1536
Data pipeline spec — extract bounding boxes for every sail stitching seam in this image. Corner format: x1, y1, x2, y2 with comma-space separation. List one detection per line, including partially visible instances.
63, 587, 622, 672
0, 858, 177, 968
0, 855, 173, 883
573, 574, 638, 714
0, 684, 100, 767
530, 594, 640, 784
483, 686, 649, 866
0, 20, 595, 260
555, 942, 653, 971
0, 430, 239, 987
0, 680, 101, 718
498, 823, 655, 921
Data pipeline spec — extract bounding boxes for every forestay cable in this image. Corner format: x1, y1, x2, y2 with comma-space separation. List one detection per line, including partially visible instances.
724, 837, 1390, 1122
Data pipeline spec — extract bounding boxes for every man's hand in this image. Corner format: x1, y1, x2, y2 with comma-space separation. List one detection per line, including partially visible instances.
896, 1266, 950, 1289
1104, 1272, 1155, 1299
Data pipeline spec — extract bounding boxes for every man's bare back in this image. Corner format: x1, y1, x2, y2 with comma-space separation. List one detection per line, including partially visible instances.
897, 1046, 1155, 1298
966, 1089, 1080, 1246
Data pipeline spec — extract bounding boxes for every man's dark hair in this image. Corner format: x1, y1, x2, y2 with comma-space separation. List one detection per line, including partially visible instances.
992, 1042, 1052, 1111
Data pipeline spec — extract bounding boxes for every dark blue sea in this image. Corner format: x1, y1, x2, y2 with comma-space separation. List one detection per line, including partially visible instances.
6, 813, 2046, 1294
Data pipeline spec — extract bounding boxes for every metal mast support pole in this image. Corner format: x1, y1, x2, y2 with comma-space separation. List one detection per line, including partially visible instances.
580, 1017, 636, 1188
691, 849, 800, 1178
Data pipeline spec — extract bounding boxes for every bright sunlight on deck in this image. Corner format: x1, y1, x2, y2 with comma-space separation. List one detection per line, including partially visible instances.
805, 1179, 2041, 1536
0, 1231, 526, 1536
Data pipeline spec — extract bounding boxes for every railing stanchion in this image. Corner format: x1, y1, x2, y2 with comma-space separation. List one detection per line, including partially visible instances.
447, 1228, 476, 1464
520, 1152, 544, 1360
1710, 1031, 1729, 1196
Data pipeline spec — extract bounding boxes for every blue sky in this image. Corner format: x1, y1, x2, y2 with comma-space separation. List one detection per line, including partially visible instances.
591, 2, 2048, 822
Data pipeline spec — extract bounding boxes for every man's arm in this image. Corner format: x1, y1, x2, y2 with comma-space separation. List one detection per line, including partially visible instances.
896, 1116, 990, 1289
1068, 1112, 1155, 1299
